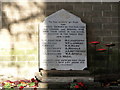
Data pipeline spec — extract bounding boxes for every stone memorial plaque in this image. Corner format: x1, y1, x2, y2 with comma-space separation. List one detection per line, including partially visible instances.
39, 9, 87, 70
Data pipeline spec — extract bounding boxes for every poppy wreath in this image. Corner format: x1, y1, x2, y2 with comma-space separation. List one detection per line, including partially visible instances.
1, 78, 38, 90
68, 82, 87, 90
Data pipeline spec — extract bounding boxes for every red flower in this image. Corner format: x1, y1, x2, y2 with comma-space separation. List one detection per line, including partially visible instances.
105, 44, 115, 47
19, 86, 24, 90
31, 78, 35, 82
2, 82, 5, 86
74, 85, 80, 88
97, 49, 107, 52
34, 80, 38, 86
89, 41, 100, 45
78, 82, 84, 87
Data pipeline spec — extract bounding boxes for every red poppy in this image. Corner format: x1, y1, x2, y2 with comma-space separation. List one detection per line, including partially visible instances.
19, 86, 24, 90
89, 41, 100, 45
105, 44, 115, 47
31, 78, 35, 82
2, 82, 5, 86
78, 82, 84, 87
34, 80, 38, 86
96, 49, 107, 52
74, 85, 80, 88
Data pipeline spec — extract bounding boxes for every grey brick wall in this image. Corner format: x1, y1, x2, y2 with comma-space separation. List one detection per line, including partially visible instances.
0, 2, 119, 79
44, 2, 119, 73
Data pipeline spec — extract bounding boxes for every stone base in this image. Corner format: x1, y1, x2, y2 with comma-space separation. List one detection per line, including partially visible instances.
38, 70, 90, 77
40, 76, 94, 82
38, 82, 68, 89
35, 70, 92, 81
38, 82, 101, 89
35, 70, 94, 89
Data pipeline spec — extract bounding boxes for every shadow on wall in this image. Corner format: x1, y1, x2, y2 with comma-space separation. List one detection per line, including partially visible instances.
0, 1, 46, 81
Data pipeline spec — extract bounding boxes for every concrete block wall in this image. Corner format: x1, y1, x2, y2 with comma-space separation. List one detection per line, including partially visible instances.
44, 2, 118, 43
0, 1, 119, 80
44, 2, 119, 73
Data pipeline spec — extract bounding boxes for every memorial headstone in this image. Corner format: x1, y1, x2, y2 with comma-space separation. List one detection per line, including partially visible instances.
37, 9, 92, 89
39, 9, 87, 70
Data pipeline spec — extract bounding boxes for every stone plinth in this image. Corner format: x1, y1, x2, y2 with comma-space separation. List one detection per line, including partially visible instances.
35, 70, 94, 89
40, 70, 90, 77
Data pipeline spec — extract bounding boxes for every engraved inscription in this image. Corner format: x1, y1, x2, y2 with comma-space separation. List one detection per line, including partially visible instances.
39, 9, 87, 70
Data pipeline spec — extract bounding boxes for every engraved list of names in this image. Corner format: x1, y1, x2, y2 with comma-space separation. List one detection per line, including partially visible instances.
39, 9, 87, 70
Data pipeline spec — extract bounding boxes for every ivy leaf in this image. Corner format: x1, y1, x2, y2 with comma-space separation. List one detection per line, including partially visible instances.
17, 83, 26, 87
70, 83, 77, 88
29, 82, 35, 87
4, 83, 11, 88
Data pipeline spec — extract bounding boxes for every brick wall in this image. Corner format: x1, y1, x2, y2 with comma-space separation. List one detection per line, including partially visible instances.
0, 2, 119, 80
0, 1, 45, 80
44, 2, 119, 73
43, 2, 118, 43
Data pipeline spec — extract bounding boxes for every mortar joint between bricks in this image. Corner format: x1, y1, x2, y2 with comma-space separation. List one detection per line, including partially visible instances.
73, 3, 75, 11
102, 24, 104, 30
110, 4, 112, 11
83, 12, 84, 17
102, 10, 103, 17
55, 4, 57, 11
91, 5, 94, 11
111, 31, 112, 36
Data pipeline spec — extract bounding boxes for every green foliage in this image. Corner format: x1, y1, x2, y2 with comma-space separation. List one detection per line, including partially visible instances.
3, 83, 14, 90
2, 78, 38, 89
3, 83, 11, 88
17, 83, 26, 87
28, 82, 35, 87
70, 83, 77, 88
